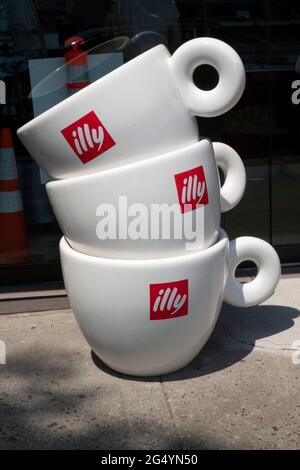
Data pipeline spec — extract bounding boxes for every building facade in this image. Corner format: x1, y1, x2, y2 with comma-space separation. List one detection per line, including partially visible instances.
0, 0, 300, 286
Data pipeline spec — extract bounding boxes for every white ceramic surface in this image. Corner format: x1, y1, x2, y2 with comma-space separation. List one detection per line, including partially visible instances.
47, 140, 246, 259
18, 38, 245, 179
60, 230, 280, 376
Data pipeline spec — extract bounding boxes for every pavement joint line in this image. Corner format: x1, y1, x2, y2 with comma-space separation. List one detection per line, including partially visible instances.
159, 377, 175, 420
159, 377, 184, 450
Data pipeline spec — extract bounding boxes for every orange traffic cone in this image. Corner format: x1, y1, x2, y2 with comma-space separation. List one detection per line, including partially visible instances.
0, 128, 28, 264
64, 35, 91, 96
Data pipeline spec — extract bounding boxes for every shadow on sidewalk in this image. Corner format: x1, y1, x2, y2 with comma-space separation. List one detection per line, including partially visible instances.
1, 304, 298, 449
0, 348, 213, 449
91, 304, 299, 382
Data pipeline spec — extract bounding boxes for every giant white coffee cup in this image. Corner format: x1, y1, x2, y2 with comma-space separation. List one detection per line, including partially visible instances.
18, 38, 245, 179
60, 230, 280, 376
47, 140, 246, 258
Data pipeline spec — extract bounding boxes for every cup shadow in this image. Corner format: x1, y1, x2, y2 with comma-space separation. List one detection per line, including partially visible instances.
91, 303, 299, 382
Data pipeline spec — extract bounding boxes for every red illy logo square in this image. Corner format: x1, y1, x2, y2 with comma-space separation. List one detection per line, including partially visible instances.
174, 165, 209, 213
61, 111, 116, 164
149, 279, 188, 320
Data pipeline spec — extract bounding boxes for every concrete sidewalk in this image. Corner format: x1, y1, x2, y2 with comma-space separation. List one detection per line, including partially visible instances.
0, 278, 299, 450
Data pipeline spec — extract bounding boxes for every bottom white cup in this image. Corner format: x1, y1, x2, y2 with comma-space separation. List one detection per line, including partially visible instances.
60, 230, 280, 376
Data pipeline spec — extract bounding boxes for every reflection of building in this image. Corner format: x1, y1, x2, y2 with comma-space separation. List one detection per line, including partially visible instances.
1, 0, 300, 289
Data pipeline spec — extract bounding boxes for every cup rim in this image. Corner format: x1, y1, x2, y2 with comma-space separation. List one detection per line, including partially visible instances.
47, 137, 212, 187
60, 228, 228, 266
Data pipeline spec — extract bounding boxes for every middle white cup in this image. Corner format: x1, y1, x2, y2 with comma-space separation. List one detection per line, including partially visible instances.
46, 139, 246, 259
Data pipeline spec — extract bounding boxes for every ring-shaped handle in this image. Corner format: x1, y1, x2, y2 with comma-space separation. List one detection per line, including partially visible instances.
224, 237, 281, 307
170, 37, 246, 117
213, 142, 246, 213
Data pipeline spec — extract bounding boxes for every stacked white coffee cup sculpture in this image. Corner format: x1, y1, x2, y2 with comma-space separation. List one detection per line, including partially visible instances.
18, 38, 281, 376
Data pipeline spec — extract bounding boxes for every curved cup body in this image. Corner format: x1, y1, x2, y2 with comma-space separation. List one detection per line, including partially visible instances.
60, 228, 280, 376
47, 139, 245, 259
18, 39, 245, 179
60, 232, 228, 376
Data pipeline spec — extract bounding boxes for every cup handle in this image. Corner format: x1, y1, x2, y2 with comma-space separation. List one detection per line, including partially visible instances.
170, 37, 246, 117
224, 237, 281, 308
212, 142, 246, 213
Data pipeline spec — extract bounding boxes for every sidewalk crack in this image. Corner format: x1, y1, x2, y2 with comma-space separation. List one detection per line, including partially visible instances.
220, 322, 297, 351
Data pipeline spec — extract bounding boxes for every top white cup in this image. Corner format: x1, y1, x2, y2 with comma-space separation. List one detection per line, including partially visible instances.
17, 38, 245, 180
